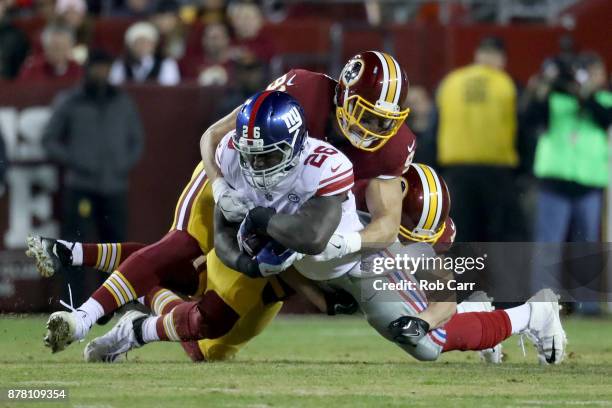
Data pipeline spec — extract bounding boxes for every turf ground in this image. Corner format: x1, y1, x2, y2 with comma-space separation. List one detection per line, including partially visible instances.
0, 315, 611, 408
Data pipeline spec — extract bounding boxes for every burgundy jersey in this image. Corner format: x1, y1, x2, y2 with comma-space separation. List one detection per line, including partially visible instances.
266, 69, 416, 197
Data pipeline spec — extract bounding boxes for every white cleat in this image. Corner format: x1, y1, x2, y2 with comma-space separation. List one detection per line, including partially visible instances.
84, 310, 146, 363
25, 235, 71, 278
522, 288, 567, 365
44, 311, 85, 353
457, 291, 503, 364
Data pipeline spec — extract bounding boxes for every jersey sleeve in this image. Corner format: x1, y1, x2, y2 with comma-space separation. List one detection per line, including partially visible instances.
379, 125, 417, 178
315, 150, 354, 197
215, 130, 238, 179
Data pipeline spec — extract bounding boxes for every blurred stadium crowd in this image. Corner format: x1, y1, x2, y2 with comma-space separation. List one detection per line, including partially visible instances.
0, 0, 611, 312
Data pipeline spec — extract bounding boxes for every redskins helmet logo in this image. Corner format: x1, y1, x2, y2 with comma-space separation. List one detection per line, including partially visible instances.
341, 59, 365, 87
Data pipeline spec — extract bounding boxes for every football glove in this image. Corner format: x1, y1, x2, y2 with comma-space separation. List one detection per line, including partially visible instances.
254, 242, 301, 277
387, 316, 431, 346
324, 288, 359, 316
237, 242, 302, 278
212, 178, 254, 222
311, 232, 362, 262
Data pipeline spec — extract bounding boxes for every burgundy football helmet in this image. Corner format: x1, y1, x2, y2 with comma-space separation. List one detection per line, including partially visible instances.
398, 163, 451, 244
335, 51, 410, 152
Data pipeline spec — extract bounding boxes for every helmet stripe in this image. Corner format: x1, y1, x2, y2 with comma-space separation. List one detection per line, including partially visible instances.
247, 91, 273, 140
419, 164, 440, 231
391, 55, 402, 106
382, 53, 398, 104
412, 164, 431, 231
372, 51, 389, 103
430, 167, 444, 232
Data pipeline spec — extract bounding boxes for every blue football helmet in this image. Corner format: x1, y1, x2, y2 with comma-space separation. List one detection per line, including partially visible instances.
234, 91, 308, 190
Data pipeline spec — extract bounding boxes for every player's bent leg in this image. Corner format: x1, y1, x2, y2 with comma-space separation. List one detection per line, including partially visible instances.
44, 230, 203, 353
455, 292, 503, 364
26, 236, 148, 277
196, 301, 283, 361
326, 273, 439, 361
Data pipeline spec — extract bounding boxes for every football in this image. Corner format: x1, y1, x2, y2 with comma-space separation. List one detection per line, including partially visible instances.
241, 232, 270, 256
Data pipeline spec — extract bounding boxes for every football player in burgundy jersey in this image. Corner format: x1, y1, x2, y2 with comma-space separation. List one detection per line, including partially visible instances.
203, 51, 417, 260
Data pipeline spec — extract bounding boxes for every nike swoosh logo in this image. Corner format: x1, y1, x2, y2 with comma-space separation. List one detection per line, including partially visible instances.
286, 74, 296, 87
331, 165, 341, 172
407, 139, 416, 152
331, 243, 341, 249
546, 338, 556, 364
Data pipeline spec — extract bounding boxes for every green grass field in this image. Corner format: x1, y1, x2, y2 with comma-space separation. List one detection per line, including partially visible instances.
1, 314, 611, 408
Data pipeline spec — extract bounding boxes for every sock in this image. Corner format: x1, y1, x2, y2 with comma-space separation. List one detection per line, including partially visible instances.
81, 243, 148, 273
504, 303, 531, 334
89, 230, 202, 316
442, 310, 512, 352
153, 293, 240, 343
141, 316, 160, 343
58, 240, 82, 265
146, 287, 184, 315
75, 298, 104, 336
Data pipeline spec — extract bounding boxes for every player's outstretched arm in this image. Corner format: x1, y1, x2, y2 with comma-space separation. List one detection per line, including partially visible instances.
361, 177, 403, 247
200, 106, 240, 183
249, 194, 344, 255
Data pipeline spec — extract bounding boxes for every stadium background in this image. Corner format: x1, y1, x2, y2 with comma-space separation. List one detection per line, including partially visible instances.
0, 0, 611, 312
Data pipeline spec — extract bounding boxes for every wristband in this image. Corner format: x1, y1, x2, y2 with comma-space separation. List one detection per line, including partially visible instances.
211, 178, 229, 204
345, 232, 362, 255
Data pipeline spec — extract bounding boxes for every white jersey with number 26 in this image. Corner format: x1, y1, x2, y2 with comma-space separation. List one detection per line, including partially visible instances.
216, 130, 364, 280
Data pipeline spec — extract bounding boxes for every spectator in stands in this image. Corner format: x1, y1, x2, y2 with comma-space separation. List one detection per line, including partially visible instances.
110, 21, 180, 86
0, 127, 6, 197
227, 0, 274, 63
183, 22, 232, 86
42, 49, 144, 246
54, 0, 92, 64
111, 0, 152, 18
217, 55, 266, 116
525, 52, 612, 314
0, 0, 30, 79
434, 36, 519, 242
18, 23, 82, 82
150, 0, 185, 60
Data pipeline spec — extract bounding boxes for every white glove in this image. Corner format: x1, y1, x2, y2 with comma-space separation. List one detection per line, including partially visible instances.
212, 178, 253, 222
311, 232, 362, 262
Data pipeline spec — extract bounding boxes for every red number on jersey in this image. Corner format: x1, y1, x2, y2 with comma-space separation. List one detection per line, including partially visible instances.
304, 146, 338, 168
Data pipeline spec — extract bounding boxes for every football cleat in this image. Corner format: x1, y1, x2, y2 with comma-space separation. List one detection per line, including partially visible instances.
25, 235, 72, 278
457, 291, 503, 364
522, 288, 567, 365
44, 311, 85, 353
84, 310, 146, 363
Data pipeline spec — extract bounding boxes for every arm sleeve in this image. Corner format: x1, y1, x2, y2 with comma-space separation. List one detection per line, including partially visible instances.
315, 153, 354, 196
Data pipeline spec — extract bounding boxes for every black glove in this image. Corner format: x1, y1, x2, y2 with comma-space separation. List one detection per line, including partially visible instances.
387, 316, 430, 346
324, 288, 358, 316
244, 206, 276, 236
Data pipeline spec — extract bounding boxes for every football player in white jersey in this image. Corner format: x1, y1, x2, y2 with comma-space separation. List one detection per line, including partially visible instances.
78, 90, 362, 359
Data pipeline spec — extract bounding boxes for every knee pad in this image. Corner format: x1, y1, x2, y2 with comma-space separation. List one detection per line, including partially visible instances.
396, 336, 442, 362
